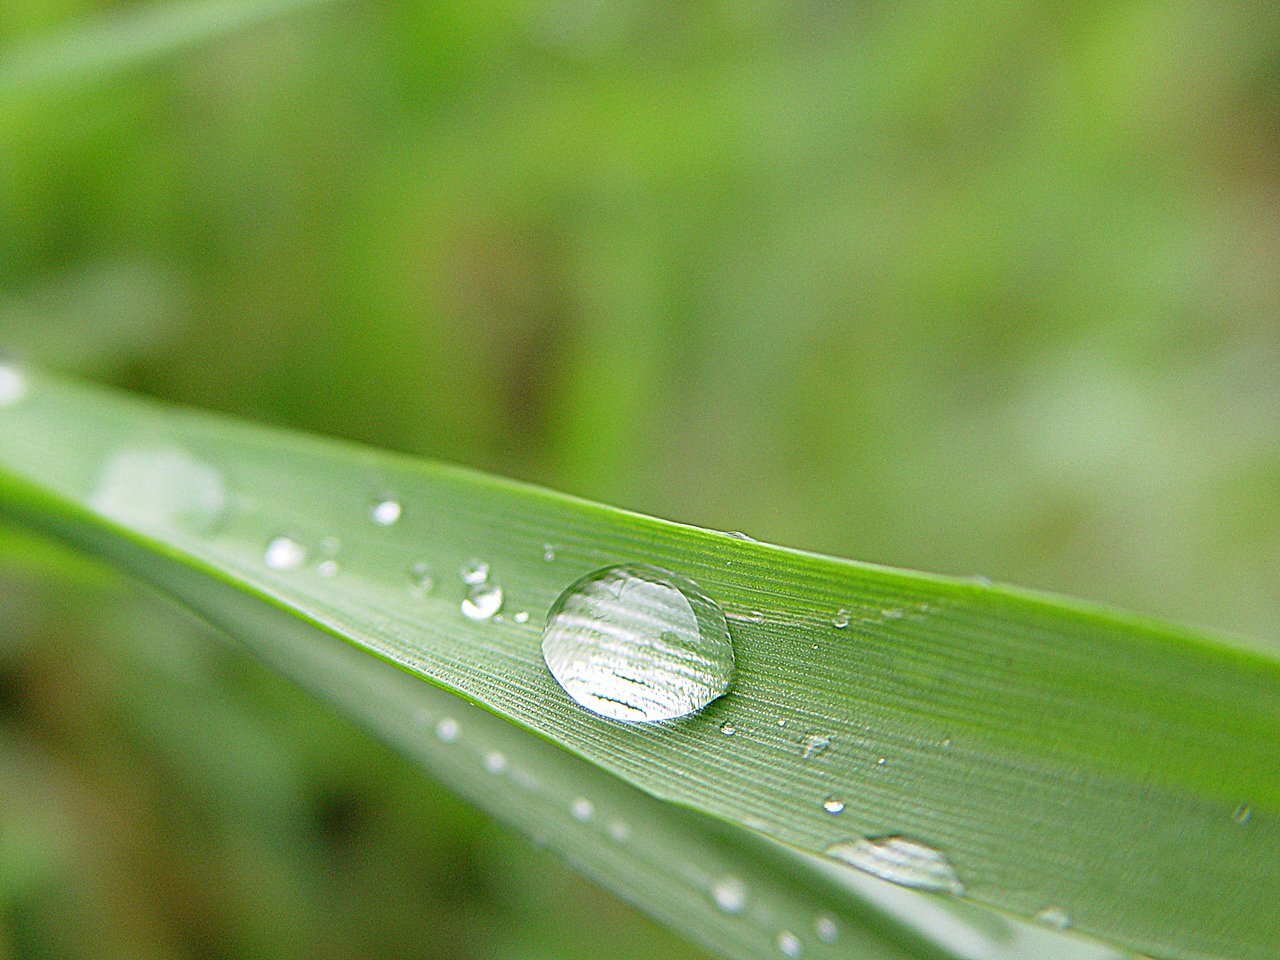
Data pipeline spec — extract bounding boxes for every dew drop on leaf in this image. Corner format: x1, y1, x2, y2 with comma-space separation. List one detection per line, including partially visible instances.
369, 498, 401, 525
776, 930, 802, 957
710, 875, 747, 914
814, 914, 838, 943
263, 535, 306, 571
540, 564, 735, 722
460, 558, 490, 584
0, 362, 28, 408
434, 717, 460, 743
800, 734, 830, 759
1035, 906, 1070, 929
825, 836, 963, 894
462, 582, 503, 621
822, 797, 845, 814
570, 798, 594, 822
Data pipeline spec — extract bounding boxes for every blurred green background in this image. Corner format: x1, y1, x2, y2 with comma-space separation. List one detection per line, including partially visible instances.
1, 2, 1278, 958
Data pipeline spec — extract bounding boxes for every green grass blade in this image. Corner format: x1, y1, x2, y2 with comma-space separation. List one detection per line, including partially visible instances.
0, 0, 342, 98
0, 368, 1276, 960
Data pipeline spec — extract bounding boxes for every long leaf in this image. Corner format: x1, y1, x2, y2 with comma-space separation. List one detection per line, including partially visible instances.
0, 367, 1275, 960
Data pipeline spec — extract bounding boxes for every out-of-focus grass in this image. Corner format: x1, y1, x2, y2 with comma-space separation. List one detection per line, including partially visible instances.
1, 2, 1278, 958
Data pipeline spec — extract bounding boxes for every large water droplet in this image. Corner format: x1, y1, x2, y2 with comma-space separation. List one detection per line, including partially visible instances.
264, 535, 306, 571
370, 498, 402, 525
711, 875, 747, 915
825, 836, 963, 894
91, 448, 227, 534
0, 362, 28, 408
541, 563, 735, 722
462, 582, 503, 621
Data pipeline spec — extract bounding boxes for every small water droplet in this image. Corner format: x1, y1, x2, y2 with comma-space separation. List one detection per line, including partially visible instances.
316, 559, 339, 577
407, 561, 434, 596
460, 558, 490, 584
711, 875, 747, 915
0, 361, 27, 407
777, 718, 787, 727
483, 751, 507, 774
825, 836, 963, 894
776, 930, 802, 957
542, 544, 556, 562
434, 717, 460, 743
462, 582, 504, 621
370, 498, 402, 525
814, 914, 838, 943
832, 609, 850, 628
607, 820, 630, 842
541, 564, 735, 722
720, 721, 736, 736
1233, 803, 1253, 824
940, 737, 952, 749
1034, 906, 1070, 930
875, 757, 887, 766
571, 798, 594, 822
264, 535, 306, 571
801, 734, 831, 759
822, 797, 845, 814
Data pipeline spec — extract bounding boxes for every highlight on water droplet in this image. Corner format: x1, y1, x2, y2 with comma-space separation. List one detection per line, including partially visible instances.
825, 835, 963, 894
0, 361, 28, 408
801, 734, 831, 759
720, 721, 736, 736
460, 558, 490, 584
776, 930, 802, 957
370, 498, 402, 526
570, 798, 594, 822
710, 875, 747, 915
832, 608, 850, 628
540, 563, 735, 722
434, 717, 460, 743
407, 561, 434, 596
822, 797, 845, 815
1034, 906, 1070, 930
264, 535, 306, 571
813, 914, 839, 943
462, 582, 503, 621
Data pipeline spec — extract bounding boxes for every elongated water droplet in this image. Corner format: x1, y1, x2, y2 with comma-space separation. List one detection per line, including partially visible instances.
1034, 906, 1070, 929
814, 914, 838, 943
0, 362, 28, 408
407, 561, 434, 596
571, 798, 594, 822
460, 558, 489, 584
92, 448, 227, 533
832, 608, 850, 628
822, 797, 845, 814
776, 931, 802, 957
462, 582, 503, 621
711, 875, 747, 914
370, 498, 402, 525
264, 535, 306, 571
825, 836, 963, 894
434, 717, 460, 743
801, 734, 831, 759
541, 564, 735, 722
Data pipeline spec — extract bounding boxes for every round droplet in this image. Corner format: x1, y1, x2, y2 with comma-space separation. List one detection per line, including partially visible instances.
407, 561, 434, 596
541, 564, 735, 722
462, 582, 503, 621
825, 836, 963, 895
720, 721, 736, 736
1233, 803, 1253, 824
801, 734, 831, 759
711, 875, 747, 915
370, 498, 402, 525
822, 797, 845, 814
832, 608, 850, 628
571, 798, 594, 822
316, 559, 339, 578
460, 558, 490, 584
542, 544, 556, 562
264, 535, 306, 571
434, 717, 460, 743
776, 930, 802, 957
814, 914, 839, 943
1034, 906, 1070, 930
483, 751, 507, 774
0, 362, 28, 408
